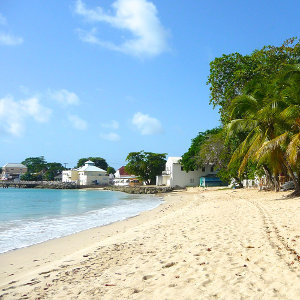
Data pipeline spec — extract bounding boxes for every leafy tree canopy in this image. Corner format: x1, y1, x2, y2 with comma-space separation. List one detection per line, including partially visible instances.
181, 128, 222, 172
20, 172, 42, 181
44, 162, 65, 181
22, 156, 47, 173
21, 157, 65, 181
207, 37, 300, 123
125, 151, 167, 185
106, 166, 116, 175
77, 157, 108, 170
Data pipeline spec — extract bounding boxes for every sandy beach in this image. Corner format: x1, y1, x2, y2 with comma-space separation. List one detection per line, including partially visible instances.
0, 188, 300, 299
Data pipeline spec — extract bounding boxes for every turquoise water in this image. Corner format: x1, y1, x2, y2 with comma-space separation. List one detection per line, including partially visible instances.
0, 188, 162, 253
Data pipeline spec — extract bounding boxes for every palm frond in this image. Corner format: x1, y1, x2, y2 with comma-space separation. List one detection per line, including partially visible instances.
229, 95, 258, 119
280, 105, 300, 122
286, 133, 300, 165
238, 132, 265, 175
255, 132, 289, 160
226, 119, 256, 138
228, 128, 260, 169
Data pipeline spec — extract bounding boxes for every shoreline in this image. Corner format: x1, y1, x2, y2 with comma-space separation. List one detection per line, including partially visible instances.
1, 188, 300, 299
0, 189, 164, 254
0, 190, 175, 287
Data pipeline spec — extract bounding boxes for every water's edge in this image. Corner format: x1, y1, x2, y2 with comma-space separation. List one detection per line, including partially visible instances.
0, 189, 163, 254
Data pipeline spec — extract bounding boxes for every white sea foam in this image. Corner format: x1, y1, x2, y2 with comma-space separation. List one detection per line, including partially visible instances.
0, 194, 162, 253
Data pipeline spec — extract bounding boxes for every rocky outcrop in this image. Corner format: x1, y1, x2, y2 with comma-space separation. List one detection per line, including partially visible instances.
103, 186, 173, 194
34, 182, 79, 189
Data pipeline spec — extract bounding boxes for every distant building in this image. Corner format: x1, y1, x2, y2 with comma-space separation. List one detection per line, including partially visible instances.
62, 160, 109, 186
156, 157, 217, 188
62, 169, 79, 183
1, 163, 28, 180
78, 160, 109, 185
113, 166, 139, 186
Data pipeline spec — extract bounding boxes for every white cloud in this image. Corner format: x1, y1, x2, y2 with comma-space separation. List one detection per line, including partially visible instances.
49, 89, 80, 106
75, 0, 169, 57
0, 32, 23, 46
0, 13, 23, 46
20, 97, 51, 123
0, 96, 51, 136
68, 114, 87, 130
101, 120, 119, 130
132, 112, 162, 135
100, 132, 120, 142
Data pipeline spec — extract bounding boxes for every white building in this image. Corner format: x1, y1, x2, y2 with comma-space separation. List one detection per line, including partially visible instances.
156, 157, 217, 188
1, 163, 28, 180
113, 166, 138, 186
62, 160, 109, 186
62, 169, 79, 183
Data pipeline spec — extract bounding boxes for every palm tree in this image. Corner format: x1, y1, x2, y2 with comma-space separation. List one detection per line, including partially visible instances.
226, 65, 299, 194
255, 64, 300, 195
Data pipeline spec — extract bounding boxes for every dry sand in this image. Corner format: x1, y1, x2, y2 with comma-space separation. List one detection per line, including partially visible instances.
0, 188, 300, 299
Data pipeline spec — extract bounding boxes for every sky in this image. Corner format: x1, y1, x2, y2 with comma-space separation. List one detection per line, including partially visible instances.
0, 0, 299, 169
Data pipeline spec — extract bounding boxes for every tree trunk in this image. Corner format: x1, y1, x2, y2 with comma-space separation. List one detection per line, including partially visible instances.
262, 164, 275, 190
274, 174, 280, 192
234, 177, 243, 188
287, 167, 300, 197
285, 162, 300, 191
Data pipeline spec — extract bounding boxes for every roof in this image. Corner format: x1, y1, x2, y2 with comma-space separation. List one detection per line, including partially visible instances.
3, 163, 27, 168
167, 157, 182, 164
78, 165, 106, 173
117, 166, 130, 176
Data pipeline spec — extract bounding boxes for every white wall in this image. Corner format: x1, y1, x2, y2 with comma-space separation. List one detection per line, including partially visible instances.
78, 171, 109, 185
62, 170, 78, 183
114, 178, 130, 186
157, 157, 217, 188
156, 175, 170, 186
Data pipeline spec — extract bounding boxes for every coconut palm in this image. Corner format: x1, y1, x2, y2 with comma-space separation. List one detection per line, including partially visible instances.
254, 64, 300, 194
226, 65, 299, 193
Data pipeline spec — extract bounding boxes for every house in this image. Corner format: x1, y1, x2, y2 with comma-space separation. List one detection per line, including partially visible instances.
78, 160, 109, 185
62, 169, 79, 183
62, 160, 109, 186
1, 163, 28, 180
156, 157, 217, 188
113, 166, 139, 186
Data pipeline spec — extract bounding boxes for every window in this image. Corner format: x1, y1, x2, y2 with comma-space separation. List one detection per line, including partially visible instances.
181, 166, 184, 171
190, 178, 194, 183
211, 166, 214, 172
202, 167, 205, 172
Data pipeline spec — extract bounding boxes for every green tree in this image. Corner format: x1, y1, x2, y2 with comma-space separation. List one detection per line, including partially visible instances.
207, 38, 300, 123
106, 166, 116, 175
43, 162, 65, 181
181, 128, 222, 172
253, 64, 300, 194
226, 65, 300, 193
20, 172, 34, 181
20, 172, 43, 181
125, 151, 167, 185
22, 156, 47, 173
77, 157, 108, 170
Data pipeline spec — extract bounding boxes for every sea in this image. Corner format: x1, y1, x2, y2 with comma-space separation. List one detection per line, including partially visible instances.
0, 188, 162, 254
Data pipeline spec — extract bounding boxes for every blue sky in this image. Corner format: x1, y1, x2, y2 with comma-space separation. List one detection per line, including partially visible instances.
0, 0, 299, 168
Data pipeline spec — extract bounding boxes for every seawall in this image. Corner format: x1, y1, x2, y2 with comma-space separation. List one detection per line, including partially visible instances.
103, 185, 173, 194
